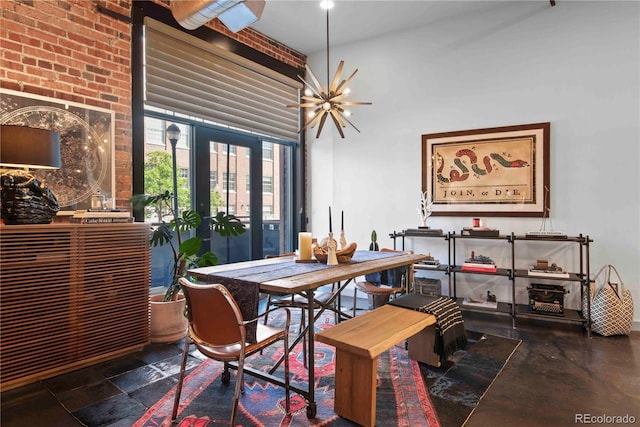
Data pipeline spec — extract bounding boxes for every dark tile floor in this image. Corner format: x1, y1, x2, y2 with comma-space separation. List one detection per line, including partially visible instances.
1, 297, 639, 427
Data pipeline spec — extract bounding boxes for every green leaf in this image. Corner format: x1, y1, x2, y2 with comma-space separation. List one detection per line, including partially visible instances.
179, 236, 203, 257
210, 211, 246, 237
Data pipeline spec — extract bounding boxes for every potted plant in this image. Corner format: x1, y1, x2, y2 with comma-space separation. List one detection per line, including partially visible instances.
131, 191, 246, 343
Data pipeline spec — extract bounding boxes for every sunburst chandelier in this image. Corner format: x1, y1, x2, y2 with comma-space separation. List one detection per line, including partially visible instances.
287, 2, 371, 138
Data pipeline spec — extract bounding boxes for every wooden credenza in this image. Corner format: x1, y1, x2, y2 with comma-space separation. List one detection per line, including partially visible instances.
0, 223, 151, 390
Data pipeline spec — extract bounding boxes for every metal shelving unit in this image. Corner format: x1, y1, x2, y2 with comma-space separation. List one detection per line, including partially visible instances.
390, 229, 593, 336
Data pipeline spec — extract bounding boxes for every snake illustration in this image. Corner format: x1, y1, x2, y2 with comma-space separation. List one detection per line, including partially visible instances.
436, 149, 529, 183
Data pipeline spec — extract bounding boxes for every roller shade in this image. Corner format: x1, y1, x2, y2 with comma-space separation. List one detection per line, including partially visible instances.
144, 18, 301, 142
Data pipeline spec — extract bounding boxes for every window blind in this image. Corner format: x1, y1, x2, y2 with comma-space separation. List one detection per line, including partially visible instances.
144, 18, 302, 142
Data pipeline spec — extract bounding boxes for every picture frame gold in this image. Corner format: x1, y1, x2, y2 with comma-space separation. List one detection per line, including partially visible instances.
422, 122, 550, 217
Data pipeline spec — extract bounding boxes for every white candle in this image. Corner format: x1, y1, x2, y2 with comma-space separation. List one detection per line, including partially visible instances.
298, 232, 313, 261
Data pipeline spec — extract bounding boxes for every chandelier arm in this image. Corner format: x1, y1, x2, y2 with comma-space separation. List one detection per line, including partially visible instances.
306, 110, 326, 129
328, 110, 346, 138
316, 112, 330, 138
338, 111, 362, 133
300, 70, 326, 98
338, 101, 373, 106
335, 68, 360, 93
329, 61, 344, 93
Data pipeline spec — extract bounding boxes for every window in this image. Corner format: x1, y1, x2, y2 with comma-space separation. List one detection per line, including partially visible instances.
209, 141, 217, 153
263, 176, 273, 193
210, 170, 217, 187
145, 117, 165, 146
179, 168, 189, 180
246, 174, 251, 192
223, 172, 236, 192
222, 144, 236, 155
263, 141, 273, 160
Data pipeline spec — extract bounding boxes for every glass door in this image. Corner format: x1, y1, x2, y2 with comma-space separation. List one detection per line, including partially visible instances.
194, 127, 294, 264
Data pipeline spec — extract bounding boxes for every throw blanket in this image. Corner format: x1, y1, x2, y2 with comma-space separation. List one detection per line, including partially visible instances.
418, 297, 467, 362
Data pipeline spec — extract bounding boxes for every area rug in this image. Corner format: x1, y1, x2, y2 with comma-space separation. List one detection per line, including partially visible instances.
133, 339, 438, 427
419, 331, 522, 427
133, 314, 520, 427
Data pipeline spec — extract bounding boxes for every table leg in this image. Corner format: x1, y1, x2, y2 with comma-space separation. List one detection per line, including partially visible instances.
333, 349, 377, 427
306, 289, 317, 418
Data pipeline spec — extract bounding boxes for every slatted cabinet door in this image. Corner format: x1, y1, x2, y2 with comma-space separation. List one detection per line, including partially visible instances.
0, 223, 151, 390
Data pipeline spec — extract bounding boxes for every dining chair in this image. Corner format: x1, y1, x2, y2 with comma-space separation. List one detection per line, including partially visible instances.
352, 248, 414, 316
172, 278, 291, 426
263, 252, 340, 368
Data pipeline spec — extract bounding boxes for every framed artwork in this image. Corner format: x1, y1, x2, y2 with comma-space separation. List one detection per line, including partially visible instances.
1, 89, 115, 210
422, 122, 550, 217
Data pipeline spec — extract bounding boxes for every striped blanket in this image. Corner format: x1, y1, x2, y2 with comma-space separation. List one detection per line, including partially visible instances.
418, 297, 468, 362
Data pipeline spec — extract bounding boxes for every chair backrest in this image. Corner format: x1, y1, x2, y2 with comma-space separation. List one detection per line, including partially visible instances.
178, 277, 245, 346
365, 248, 414, 287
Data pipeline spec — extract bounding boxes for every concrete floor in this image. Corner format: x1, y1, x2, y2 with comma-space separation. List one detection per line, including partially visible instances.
1, 297, 639, 427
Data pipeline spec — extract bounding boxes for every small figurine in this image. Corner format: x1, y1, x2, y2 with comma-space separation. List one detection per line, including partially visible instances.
487, 290, 496, 302
417, 190, 433, 228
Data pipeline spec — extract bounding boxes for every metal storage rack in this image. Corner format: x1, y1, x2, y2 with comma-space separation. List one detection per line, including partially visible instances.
391, 230, 593, 336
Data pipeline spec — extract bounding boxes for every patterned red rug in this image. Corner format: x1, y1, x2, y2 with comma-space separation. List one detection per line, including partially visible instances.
133, 337, 440, 427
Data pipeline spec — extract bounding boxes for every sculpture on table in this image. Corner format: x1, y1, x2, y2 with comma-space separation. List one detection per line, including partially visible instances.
417, 190, 433, 228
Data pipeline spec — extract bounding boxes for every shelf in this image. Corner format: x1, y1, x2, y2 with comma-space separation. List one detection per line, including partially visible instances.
515, 304, 587, 324
514, 269, 583, 282
414, 264, 448, 272
390, 228, 592, 336
457, 298, 512, 315
452, 266, 511, 277
513, 234, 585, 243
452, 234, 508, 240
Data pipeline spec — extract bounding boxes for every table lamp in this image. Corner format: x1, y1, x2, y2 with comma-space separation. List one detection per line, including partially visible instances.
0, 125, 62, 224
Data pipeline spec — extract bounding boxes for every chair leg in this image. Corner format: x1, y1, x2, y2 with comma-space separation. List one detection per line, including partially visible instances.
171, 337, 191, 420
353, 286, 358, 317
231, 354, 245, 426
263, 295, 272, 325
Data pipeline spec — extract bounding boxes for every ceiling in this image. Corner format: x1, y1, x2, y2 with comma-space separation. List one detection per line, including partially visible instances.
249, 0, 511, 55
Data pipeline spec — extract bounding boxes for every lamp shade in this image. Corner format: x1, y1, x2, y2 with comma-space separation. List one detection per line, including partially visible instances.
0, 125, 61, 169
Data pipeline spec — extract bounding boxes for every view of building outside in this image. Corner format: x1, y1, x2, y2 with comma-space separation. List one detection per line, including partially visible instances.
142, 116, 290, 286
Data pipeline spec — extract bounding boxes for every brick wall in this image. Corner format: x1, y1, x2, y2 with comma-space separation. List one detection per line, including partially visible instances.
1, 0, 304, 208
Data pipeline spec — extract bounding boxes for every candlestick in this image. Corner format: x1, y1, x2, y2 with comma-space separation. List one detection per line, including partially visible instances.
327, 232, 338, 265
329, 206, 332, 232
340, 230, 347, 250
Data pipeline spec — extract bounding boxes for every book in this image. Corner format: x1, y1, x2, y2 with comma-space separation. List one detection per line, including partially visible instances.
74, 210, 131, 218
462, 262, 497, 272
404, 228, 444, 236
70, 217, 134, 224
461, 227, 500, 237
528, 269, 570, 278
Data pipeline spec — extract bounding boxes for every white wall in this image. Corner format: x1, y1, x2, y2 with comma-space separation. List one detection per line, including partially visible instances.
307, 1, 640, 328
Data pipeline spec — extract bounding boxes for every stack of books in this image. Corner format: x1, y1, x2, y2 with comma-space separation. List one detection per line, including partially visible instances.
461, 261, 497, 272
420, 252, 441, 268
461, 227, 500, 237
527, 260, 569, 278
461, 255, 497, 272
70, 209, 133, 224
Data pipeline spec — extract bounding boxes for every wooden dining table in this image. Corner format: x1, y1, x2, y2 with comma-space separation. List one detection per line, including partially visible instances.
188, 249, 428, 419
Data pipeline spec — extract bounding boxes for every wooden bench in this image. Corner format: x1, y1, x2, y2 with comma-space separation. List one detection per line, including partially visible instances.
315, 304, 437, 427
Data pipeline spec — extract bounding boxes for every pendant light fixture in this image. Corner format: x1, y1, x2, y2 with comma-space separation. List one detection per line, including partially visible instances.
287, 1, 371, 138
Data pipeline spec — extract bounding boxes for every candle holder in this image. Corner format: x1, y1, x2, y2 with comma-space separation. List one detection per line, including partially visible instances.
313, 238, 357, 264
326, 232, 339, 265
339, 230, 347, 250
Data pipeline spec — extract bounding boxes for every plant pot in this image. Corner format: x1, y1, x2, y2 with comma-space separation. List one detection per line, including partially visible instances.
149, 293, 188, 343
